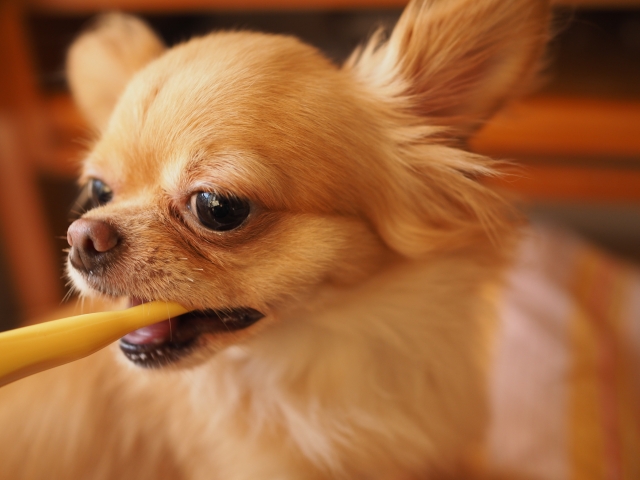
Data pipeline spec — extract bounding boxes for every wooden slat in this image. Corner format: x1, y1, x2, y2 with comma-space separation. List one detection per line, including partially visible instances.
556, 0, 640, 6
41, 94, 90, 177
25, 0, 640, 13
471, 96, 640, 159
47, 96, 640, 201
0, 2, 48, 163
50, 92, 640, 176
488, 164, 640, 202
0, 3, 62, 318
28, 0, 403, 13
47, 93, 640, 201
0, 119, 62, 319
50, 92, 640, 165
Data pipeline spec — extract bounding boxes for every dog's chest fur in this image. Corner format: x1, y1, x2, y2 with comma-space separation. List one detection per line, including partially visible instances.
154, 254, 500, 479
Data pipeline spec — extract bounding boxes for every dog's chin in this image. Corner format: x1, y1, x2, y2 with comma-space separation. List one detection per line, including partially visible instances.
119, 298, 265, 368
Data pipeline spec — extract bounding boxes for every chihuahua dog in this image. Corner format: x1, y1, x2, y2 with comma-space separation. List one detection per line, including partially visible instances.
0, 0, 550, 478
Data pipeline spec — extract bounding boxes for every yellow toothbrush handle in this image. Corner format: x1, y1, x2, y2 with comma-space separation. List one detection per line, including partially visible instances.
0, 301, 188, 388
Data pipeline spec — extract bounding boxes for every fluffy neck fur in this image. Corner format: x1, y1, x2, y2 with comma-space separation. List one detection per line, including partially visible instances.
176, 249, 505, 479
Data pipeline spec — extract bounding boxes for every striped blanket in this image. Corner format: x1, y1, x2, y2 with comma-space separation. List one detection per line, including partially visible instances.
486, 225, 640, 480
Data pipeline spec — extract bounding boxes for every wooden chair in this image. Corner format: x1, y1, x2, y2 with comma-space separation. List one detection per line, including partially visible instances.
1, 0, 639, 322
0, 2, 62, 320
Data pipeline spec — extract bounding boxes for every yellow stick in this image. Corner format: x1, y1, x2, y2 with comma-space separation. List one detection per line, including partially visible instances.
0, 301, 188, 388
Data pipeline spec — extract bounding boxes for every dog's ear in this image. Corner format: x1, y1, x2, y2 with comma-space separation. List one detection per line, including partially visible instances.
67, 13, 165, 132
346, 0, 549, 137
345, 0, 549, 257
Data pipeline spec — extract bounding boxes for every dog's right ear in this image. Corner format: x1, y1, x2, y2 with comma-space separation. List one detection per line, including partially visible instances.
67, 13, 165, 132
342, 0, 550, 257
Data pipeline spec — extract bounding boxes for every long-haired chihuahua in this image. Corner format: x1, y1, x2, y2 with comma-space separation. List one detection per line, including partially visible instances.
0, 1, 549, 478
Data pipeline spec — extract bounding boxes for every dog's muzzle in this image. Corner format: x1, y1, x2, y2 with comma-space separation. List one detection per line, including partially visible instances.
67, 219, 265, 367
67, 218, 120, 274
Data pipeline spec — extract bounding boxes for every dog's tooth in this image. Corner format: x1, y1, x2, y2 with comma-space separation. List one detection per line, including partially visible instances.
139, 353, 147, 360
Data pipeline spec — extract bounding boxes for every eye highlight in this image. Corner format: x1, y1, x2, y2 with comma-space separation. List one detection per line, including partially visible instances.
90, 179, 113, 207
189, 192, 250, 232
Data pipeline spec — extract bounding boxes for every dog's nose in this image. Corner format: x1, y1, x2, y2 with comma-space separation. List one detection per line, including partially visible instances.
67, 218, 120, 273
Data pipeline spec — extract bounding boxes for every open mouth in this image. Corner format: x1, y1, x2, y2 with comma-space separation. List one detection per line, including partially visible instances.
119, 298, 264, 368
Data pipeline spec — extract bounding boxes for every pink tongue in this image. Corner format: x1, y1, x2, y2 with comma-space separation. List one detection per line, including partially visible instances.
122, 320, 173, 345
124, 298, 175, 345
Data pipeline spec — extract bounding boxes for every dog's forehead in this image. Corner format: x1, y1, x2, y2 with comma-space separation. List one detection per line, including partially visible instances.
86, 31, 385, 212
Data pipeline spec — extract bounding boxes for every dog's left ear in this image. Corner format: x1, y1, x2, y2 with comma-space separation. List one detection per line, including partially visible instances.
344, 0, 550, 257
67, 13, 165, 132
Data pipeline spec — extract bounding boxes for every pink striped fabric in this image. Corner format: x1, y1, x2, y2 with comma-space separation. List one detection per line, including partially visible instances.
486, 225, 640, 480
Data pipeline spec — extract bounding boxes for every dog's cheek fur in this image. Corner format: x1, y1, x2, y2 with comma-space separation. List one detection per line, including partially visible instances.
70, 200, 388, 314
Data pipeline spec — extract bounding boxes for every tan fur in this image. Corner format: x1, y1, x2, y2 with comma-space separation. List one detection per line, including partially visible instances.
0, 1, 550, 478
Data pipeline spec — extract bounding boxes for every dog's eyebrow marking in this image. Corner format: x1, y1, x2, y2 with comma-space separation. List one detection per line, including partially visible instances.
171, 151, 284, 210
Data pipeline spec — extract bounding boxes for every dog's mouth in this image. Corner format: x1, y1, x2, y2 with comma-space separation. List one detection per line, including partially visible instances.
119, 298, 264, 368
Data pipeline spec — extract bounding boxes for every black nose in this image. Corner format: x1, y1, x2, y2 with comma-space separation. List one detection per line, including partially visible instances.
67, 218, 120, 273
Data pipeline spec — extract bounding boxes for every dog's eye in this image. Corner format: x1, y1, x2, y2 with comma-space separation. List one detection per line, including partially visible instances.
89, 179, 113, 207
71, 179, 113, 217
189, 192, 250, 232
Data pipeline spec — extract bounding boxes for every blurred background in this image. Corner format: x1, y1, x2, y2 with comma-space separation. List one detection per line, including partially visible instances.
0, 0, 639, 330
